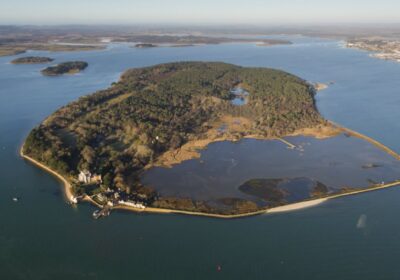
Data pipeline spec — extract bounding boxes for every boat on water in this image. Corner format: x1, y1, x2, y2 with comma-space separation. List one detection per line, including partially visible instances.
92, 210, 101, 219
12, 197, 19, 202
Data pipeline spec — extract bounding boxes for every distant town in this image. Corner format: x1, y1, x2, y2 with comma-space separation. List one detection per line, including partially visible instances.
347, 39, 400, 63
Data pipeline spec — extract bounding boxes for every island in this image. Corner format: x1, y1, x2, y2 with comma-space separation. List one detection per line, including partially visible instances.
0, 44, 104, 57
0, 47, 27, 57
41, 61, 88, 76
21, 62, 400, 218
134, 43, 158, 48
116, 35, 292, 46
11, 56, 54, 64
131, 37, 292, 48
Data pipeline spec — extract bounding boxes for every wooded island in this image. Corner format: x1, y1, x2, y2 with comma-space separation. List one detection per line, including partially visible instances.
23, 62, 332, 214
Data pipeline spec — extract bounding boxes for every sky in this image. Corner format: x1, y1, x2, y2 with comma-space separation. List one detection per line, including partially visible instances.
1, 0, 400, 25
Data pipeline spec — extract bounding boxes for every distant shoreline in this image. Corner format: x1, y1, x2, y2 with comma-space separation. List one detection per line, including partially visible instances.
19, 121, 400, 219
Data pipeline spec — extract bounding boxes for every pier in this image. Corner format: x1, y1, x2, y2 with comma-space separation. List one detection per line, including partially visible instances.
93, 205, 111, 219
278, 138, 296, 149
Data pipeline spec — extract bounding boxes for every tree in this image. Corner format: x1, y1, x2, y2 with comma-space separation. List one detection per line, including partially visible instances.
81, 145, 95, 169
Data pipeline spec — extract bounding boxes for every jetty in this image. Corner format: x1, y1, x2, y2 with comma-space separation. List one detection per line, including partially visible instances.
93, 205, 111, 219
278, 138, 296, 149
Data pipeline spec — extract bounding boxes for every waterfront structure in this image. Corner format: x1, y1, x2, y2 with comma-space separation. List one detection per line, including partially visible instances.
78, 170, 102, 184
118, 200, 146, 209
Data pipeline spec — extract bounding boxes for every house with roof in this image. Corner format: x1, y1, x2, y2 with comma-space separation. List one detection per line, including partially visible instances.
78, 170, 102, 184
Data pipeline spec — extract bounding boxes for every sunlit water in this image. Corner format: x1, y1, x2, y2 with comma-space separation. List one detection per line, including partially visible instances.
2, 36, 400, 279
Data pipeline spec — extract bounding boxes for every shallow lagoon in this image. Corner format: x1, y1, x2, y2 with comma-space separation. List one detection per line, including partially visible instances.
142, 134, 400, 208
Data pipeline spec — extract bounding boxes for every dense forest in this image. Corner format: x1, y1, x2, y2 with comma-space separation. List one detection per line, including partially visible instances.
41, 61, 88, 76
24, 62, 324, 213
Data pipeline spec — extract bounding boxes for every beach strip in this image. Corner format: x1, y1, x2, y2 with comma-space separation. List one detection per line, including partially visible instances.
20, 146, 75, 203
18, 120, 400, 219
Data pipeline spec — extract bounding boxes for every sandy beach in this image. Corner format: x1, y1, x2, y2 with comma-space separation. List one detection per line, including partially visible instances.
20, 146, 75, 203
114, 204, 266, 219
267, 198, 328, 213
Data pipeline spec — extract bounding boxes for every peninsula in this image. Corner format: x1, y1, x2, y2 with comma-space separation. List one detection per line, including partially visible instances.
41, 61, 88, 76
22, 62, 400, 217
347, 39, 400, 63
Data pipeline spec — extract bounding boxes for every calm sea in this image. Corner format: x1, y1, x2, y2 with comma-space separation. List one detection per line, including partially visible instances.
1, 36, 400, 279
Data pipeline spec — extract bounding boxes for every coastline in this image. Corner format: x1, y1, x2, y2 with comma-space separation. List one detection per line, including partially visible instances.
346, 42, 400, 63
20, 140, 329, 218
114, 179, 400, 218
267, 198, 328, 213
114, 198, 328, 217
19, 121, 400, 219
329, 121, 400, 161
19, 145, 75, 203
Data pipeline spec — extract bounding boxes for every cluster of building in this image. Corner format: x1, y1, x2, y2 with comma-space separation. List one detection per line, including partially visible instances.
93, 189, 149, 209
78, 170, 102, 184
347, 39, 400, 63
118, 200, 146, 209
77, 169, 156, 211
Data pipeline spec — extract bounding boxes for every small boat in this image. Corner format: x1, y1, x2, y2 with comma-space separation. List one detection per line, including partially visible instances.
12, 197, 19, 202
92, 210, 101, 219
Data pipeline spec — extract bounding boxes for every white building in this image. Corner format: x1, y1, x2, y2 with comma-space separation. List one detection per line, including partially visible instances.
118, 200, 146, 209
78, 170, 92, 183
107, 201, 114, 207
78, 170, 102, 184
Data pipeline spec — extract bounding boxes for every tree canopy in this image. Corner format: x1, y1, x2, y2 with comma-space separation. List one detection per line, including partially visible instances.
24, 62, 323, 211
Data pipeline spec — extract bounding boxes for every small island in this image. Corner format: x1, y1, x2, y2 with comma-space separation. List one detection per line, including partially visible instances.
22, 62, 400, 218
0, 44, 104, 57
11, 56, 54, 64
134, 43, 158, 48
41, 61, 88, 76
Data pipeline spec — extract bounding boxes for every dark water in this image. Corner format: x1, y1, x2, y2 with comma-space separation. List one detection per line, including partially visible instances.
2, 37, 400, 279
142, 135, 400, 206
